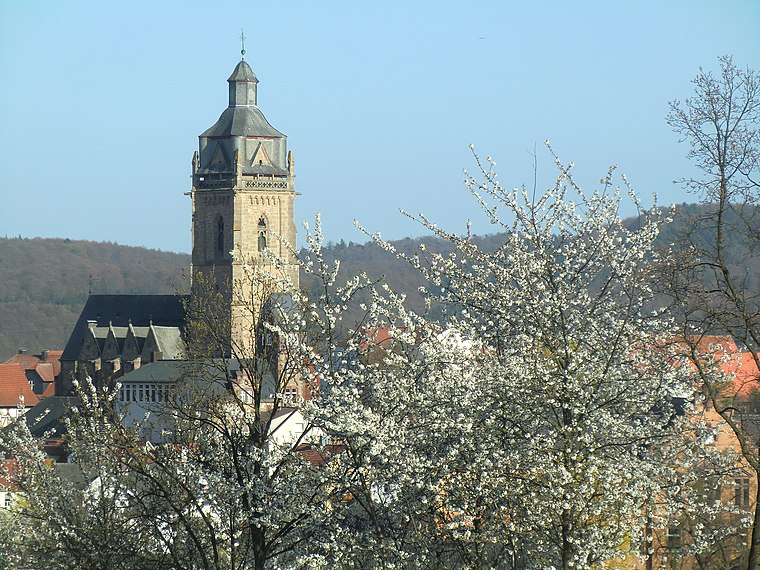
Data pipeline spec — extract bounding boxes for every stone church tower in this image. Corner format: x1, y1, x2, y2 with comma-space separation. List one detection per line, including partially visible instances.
191, 56, 298, 355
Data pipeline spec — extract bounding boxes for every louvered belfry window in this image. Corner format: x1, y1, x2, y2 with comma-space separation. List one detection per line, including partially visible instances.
258, 216, 267, 252
217, 216, 225, 256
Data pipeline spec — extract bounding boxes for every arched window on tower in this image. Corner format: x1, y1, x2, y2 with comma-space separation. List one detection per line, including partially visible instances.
216, 216, 225, 257
258, 215, 267, 252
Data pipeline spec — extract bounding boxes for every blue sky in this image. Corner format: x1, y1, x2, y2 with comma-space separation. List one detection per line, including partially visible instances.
1, 1, 758, 253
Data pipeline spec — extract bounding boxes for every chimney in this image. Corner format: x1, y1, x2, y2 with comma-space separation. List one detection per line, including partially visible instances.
41, 349, 49, 361
18, 347, 27, 354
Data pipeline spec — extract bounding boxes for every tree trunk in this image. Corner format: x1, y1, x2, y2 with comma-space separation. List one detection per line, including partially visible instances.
747, 477, 760, 570
561, 515, 572, 570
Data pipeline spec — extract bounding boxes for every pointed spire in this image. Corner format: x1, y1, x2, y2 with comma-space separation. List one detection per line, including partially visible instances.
229, 29, 258, 106
228, 59, 258, 106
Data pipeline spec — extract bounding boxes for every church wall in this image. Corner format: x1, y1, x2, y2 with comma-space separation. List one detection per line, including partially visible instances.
236, 190, 293, 260
193, 190, 235, 264
189, 58, 299, 357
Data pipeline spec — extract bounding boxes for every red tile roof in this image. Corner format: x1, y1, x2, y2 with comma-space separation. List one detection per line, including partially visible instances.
4, 350, 62, 377
727, 351, 760, 396
40, 382, 56, 399
681, 335, 760, 397
35, 362, 55, 383
295, 443, 345, 466
4, 354, 39, 369
3, 351, 62, 398
0, 363, 39, 407
0, 458, 18, 492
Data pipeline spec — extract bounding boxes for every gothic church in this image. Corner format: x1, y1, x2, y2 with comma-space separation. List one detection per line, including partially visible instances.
55, 55, 299, 398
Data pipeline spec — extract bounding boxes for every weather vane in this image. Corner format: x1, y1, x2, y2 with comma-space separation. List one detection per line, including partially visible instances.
240, 28, 246, 59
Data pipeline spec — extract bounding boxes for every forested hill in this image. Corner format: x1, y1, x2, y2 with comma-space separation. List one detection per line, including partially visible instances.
0, 238, 189, 360
0, 232, 505, 360
2, 202, 757, 360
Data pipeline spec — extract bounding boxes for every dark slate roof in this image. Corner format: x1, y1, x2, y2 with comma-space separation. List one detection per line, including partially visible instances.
228, 60, 258, 83
102, 326, 130, 338
151, 326, 185, 360
120, 360, 279, 401
24, 396, 80, 438
121, 359, 274, 388
263, 292, 300, 327
201, 106, 285, 139
61, 295, 188, 361
119, 361, 185, 384
54, 463, 89, 489
247, 163, 288, 176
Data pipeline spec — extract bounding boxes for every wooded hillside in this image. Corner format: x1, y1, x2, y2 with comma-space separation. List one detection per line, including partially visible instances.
2, 203, 757, 360
0, 238, 189, 360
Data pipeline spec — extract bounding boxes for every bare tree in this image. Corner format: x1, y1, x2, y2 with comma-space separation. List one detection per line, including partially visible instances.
1, 255, 337, 570
666, 55, 760, 569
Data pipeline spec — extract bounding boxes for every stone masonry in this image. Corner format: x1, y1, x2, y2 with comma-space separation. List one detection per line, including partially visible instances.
191, 58, 299, 355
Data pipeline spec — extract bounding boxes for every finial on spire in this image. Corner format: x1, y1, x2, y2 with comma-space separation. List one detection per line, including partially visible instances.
240, 29, 246, 60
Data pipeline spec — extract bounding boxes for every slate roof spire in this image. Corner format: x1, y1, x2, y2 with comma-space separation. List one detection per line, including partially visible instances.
228, 55, 258, 107
198, 53, 287, 173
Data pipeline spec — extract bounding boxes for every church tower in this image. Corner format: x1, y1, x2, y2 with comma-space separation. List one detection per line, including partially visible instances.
191, 54, 298, 355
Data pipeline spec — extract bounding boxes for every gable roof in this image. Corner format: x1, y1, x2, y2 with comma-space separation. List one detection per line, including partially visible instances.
4, 350, 63, 378
682, 335, 760, 397
61, 295, 188, 361
4, 354, 40, 369
23, 396, 79, 438
149, 326, 185, 360
33, 362, 55, 383
0, 363, 39, 407
119, 361, 186, 384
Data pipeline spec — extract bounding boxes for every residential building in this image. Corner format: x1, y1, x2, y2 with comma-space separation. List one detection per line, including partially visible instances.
0, 363, 39, 427
3, 349, 61, 398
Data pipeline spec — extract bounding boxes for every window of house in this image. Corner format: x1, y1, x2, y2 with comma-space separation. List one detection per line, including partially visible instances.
239, 388, 253, 404
667, 525, 682, 551
705, 477, 723, 504
283, 386, 299, 404
735, 477, 750, 508
708, 481, 723, 504
119, 383, 172, 403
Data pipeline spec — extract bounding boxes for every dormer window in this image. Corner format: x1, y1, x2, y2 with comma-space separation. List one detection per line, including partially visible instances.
258, 216, 267, 252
